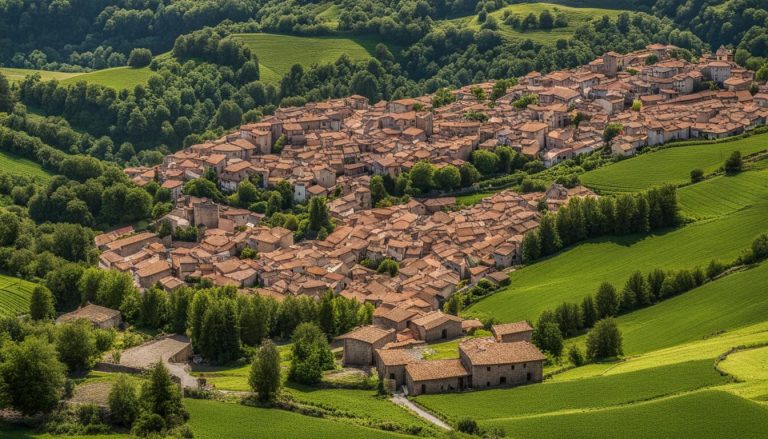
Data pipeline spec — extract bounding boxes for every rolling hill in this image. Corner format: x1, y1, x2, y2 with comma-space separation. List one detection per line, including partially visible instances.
0, 65, 153, 91
0, 273, 37, 317
0, 150, 52, 181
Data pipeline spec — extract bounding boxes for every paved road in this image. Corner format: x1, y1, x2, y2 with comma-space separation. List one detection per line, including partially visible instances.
392, 394, 452, 430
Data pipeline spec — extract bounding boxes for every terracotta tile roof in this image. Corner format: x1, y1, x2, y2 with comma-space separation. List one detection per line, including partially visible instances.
337, 325, 395, 344
375, 348, 419, 366
410, 311, 462, 330
460, 338, 545, 366
492, 321, 533, 337
405, 359, 469, 381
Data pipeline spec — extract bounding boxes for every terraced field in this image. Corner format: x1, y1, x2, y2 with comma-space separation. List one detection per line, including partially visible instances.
0, 150, 52, 180
677, 169, 768, 220
467, 201, 768, 323
0, 274, 37, 316
440, 3, 623, 44
232, 33, 379, 84
580, 134, 768, 193
185, 399, 411, 439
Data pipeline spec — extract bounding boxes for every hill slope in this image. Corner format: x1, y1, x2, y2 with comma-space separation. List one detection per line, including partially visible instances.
0, 274, 37, 316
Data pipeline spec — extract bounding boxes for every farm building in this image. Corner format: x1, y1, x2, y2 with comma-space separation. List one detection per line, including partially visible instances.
491, 321, 534, 343
337, 326, 396, 366
56, 304, 122, 329
405, 359, 470, 396
374, 348, 420, 389
373, 306, 418, 331
408, 311, 463, 342
459, 338, 545, 389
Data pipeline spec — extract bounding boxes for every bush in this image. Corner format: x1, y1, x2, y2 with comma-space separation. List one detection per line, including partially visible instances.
568, 345, 585, 366
131, 412, 166, 437
690, 168, 704, 183
724, 150, 743, 174
586, 318, 623, 361
457, 418, 481, 435
128, 48, 152, 68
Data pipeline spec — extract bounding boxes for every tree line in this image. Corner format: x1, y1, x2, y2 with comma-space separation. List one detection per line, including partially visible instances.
522, 185, 680, 263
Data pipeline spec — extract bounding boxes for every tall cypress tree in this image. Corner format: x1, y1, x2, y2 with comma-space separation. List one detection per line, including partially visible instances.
538, 213, 562, 256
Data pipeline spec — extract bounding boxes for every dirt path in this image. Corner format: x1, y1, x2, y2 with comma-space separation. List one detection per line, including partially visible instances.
391, 394, 452, 430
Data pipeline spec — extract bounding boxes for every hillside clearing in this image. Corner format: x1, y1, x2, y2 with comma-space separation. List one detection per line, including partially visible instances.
580, 134, 768, 193
232, 33, 379, 84
185, 399, 410, 439
59, 66, 154, 90
677, 169, 768, 220
0, 67, 81, 84
466, 201, 768, 323
0, 150, 52, 180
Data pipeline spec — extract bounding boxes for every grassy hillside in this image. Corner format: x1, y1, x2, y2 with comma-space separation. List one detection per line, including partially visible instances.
0, 67, 81, 84
580, 134, 768, 193
185, 399, 410, 439
0, 273, 37, 316
232, 33, 379, 84
0, 150, 52, 180
440, 3, 623, 44
415, 360, 727, 422
482, 390, 768, 439
677, 169, 768, 220
467, 200, 768, 323
59, 66, 154, 90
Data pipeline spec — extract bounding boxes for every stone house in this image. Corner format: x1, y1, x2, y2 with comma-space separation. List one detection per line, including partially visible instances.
491, 321, 534, 343
375, 348, 418, 389
337, 326, 397, 366
373, 307, 419, 331
56, 304, 122, 329
136, 260, 172, 289
405, 359, 470, 396
408, 311, 463, 342
459, 338, 545, 389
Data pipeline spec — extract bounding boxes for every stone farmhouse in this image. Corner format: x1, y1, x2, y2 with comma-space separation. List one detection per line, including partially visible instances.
56, 304, 122, 329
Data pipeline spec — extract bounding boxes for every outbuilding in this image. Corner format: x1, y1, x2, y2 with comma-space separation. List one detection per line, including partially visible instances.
337, 326, 397, 366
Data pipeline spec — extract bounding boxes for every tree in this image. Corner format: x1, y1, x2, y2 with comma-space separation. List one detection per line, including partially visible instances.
350, 71, 380, 102
0, 337, 66, 415
377, 259, 399, 277
459, 162, 480, 187
249, 340, 282, 402
586, 318, 623, 360
140, 287, 168, 328
308, 196, 332, 233
289, 323, 334, 385
409, 161, 435, 193
237, 180, 259, 205
690, 168, 704, 183
595, 282, 619, 318
370, 175, 388, 205
140, 362, 185, 425
57, 320, 98, 371
521, 231, 541, 263
0, 72, 12, 113
538, 213, 562, 256
197, 298, 241, 364
603, 123, 623, 142
128, 48, 152, 67
724, 150, 743, 174
538, 9, 554, 29
554, 302, 582, 337
580, 295, 597, 328
109, 374, 139, 427
0, 210, 20, 246
434, 165, 461, 191
29, 285, 55, 320
568, 345, 585, 366
214, 100, 243, 129
623, 271, 650, 308
533, 319, 563, 358
471, 149, 500, 176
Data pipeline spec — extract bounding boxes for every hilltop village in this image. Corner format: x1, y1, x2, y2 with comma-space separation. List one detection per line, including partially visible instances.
90, 44, 767, 393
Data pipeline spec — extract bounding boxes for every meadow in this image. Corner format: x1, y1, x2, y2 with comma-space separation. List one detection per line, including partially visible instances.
466, 200, 768, 323
0, 150, 52, 180
0, 67, 81, 84
580, 134, 768, 192
0, 273, 37, 316
1, 66, 153, 91
441, 3, 623, 44
414, 359, 727, 422
232, 33, 379, 84
677, 169, 768, 220
185, 399, 411, 439
479, 390, 768, 439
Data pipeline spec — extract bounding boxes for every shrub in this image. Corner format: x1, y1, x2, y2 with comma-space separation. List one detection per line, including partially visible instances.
457, 418, 481, 435
586, 318, 623, 360
128, 48, 152, 68
690, 168, 704, 183
131, 412, 166, 437
724, 150, 743, 174
568, 345, 585, 366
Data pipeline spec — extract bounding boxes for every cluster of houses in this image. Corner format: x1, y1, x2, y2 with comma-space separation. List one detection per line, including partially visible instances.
93, 44, 768, 394
338, 314, 544, 395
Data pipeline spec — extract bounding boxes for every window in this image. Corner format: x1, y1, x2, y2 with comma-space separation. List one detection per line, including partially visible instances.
511, 365, 515, 370
523, 363, 527, 368
389, 373, 395, 380
487, 367, 491, 372
500, 377, 507, 384
486, 381, 491, 387
441, 329, 448, 339
421, 384, 426, 394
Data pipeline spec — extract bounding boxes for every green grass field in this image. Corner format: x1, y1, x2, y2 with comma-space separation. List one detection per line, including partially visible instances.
581, 134, 768, 193
415, 359, 728, 422
185, 399, 411, 439
440, 3, 623, 44
479, 390, 768, 439
0, 67, 81, 84
232, 33, 380, 84
0, 150, 52, 180
467, 200, 768, 323
58, 66, 153, 90
720, 346, 768, 382
677, 169, 768, 220
0, 273, 37, 316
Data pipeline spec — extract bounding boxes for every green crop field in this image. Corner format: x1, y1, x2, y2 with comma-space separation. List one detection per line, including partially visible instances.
677, 169, 768, 220
479, 390, 768, 439
440, 3, 623, 44
0, 150, 52, 180
0, 274, 37, 316
185, 399, 410, 439
59, 66, 153, 90
415, 360, 727, 422
0, 67, 81, 84
608, 261, 768, 355
580, 134, 768, 193
232, 33, 379, 84
720, 346, 768, 382
467, 201, 768, 323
